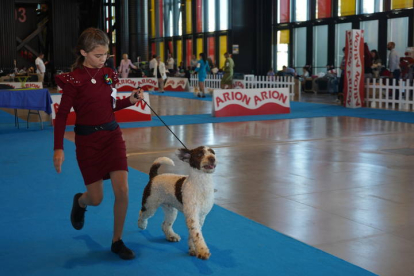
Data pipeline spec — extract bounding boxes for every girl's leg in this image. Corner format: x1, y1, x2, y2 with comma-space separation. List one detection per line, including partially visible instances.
109, 170, 129, 242
109, 170, 135, 260
71, 179, 103, 230
79, 180, 104, 207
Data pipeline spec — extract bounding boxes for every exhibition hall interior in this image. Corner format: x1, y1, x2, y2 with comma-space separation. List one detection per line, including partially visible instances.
0, 0, 414, 275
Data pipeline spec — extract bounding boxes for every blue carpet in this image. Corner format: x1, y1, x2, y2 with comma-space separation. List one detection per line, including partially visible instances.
0, 128, 377, 275
149, 91, 212, 101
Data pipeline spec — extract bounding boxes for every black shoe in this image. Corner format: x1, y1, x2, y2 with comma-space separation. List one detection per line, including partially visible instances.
70, 193, 86, 230
111, 239, 135, 260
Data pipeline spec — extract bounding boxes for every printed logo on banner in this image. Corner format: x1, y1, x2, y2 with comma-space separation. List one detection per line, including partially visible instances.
137, 78, 158, 91
115, 78, 139, 91
232, 80, 245, 89
213, 88, 290, 117
24, 82, 43, 89
51, 92, 152, 125
164, 77, 188, 91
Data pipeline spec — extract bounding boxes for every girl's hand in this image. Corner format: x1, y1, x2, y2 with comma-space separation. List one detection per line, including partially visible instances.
130, 88, 144, 104
53, 149, 65, 173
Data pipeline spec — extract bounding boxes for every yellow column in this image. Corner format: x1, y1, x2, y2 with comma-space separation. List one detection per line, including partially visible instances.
186, 0, 192, 34
197, 38, 203, 56
177, 40, 182, 65
219, 35, 227, 69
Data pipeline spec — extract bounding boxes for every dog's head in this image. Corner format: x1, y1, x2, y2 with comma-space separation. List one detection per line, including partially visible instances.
176, 146, 217, 173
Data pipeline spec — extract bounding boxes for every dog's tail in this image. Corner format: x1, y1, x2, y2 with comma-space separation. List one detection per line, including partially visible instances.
149, 157, 175, 179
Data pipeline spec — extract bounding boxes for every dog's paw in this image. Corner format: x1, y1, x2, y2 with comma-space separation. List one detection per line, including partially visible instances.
166, 234, 181, 242
138, 219, 147, 230
196, 249, 211, 260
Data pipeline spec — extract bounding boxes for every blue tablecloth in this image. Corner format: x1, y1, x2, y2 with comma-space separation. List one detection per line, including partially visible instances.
0, 89, 53, 114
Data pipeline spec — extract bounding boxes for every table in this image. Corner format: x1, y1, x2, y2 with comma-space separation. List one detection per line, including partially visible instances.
0, 88, 53, 129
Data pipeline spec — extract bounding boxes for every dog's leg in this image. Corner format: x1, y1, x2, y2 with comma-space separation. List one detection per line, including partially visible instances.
185, 214, 211, 260
161, 205, 181, 242
138, 200, 159, 230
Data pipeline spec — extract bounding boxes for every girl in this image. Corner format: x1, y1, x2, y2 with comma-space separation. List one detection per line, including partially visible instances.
195, 53, 210, 97
118, 53, 137, 78
152, 56, 167, 92
53, 28, 143, 260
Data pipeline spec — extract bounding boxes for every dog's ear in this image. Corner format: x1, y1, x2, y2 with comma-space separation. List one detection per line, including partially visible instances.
176, 148, 191, 163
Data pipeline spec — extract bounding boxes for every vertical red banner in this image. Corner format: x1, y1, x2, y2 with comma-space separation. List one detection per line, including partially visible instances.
159, 0, 164, 37
151, 43, 156, 56
168, 41, 173, 54
344, 30, 365, 108
196, 0, 203, 33
317, 0, 331, 19
279, 0, 290, 23
208, 37, 215, 64
186, 39, 193, 67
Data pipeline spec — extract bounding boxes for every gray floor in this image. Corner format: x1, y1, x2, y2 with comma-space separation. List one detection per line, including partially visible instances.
50, 92, 414, 276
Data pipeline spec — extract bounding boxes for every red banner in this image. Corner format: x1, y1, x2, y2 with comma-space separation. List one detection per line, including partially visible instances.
344, 30, 365, 108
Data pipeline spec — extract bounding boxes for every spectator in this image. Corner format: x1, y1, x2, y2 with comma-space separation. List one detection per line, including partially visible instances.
105, 54, 116, 71
153, 56, 167, 92
190, 55, 198, 70
267, 68, 275, 77
166, 53, 175, 72
35, 53, 48, 83
149, 54, 157, 77
277, 66, 296, 77
387, 42, 401, 98
118, 53, 137, 78
220, 52, 235, 89
370, 50, 382, 79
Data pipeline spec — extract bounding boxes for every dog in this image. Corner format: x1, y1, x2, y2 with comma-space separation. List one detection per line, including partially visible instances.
138, 146, 217, 260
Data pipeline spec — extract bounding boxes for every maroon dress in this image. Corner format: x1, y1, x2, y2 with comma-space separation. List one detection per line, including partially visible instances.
54, 67, 133, 185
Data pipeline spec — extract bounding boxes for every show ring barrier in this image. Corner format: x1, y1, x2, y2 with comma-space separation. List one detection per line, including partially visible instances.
190, 74, 301, 102
51, 92, 151, 125
212, 88, 291, 117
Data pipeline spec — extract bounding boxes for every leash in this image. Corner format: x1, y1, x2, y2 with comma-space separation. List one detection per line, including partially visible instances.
135, 88, 189, 150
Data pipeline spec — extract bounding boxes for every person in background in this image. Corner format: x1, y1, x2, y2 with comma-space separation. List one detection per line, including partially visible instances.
267, 68, 275, 77
149, 54, 157, 77
118, 53, 137, 78
166, 53, 175, 73
105, 54, 116, 72
370, 50, 382, 79
35, 53, 48, 83
278, 66, 296, 77
195, 53, 210, 97
190, 55, 198, 70
153, 56, 167, 92
387, 42, 401, 98
220, 52, 234, 89
53, 27, 144, 261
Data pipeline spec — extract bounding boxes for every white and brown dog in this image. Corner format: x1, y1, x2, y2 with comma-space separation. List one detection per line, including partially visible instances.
138, 146, 217, 260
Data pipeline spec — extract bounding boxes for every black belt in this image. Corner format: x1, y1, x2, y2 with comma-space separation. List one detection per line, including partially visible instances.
74, 120, 118, 136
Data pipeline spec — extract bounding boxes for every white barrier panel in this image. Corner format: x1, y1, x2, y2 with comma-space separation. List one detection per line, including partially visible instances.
212, 88, 290, 117
164, 77, 189, 91
344, 29, 365, 108
0, 82, 43, 89
51, 92, 151, 125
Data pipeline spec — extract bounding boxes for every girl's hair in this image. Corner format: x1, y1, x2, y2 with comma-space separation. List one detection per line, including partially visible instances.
371, 49, 379, 60
72, 28, 109, 71
199, 53, 206, 63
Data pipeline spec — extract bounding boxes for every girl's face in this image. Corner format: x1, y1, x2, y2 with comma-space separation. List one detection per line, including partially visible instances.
81, 45, 108, 68
123, 54, 128, 59
371, 52, 375, 58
